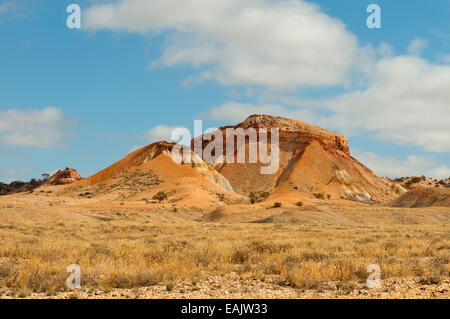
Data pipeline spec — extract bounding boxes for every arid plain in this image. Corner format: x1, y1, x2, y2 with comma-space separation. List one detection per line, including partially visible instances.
0, 115, 449, 299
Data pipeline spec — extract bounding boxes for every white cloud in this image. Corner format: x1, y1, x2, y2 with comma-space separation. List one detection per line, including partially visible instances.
376, 42, 395, 58
0, 1, 17, 14
438, 54, 450, 64
84, 0, 368, 88
352, 149, 450, 179
322, 56, 450, 152
83, 0, 450, 156
0, 1, 28, 20
426, 166, 450, 179
200, 101, 317, 124
0, 107, 73, 148
407, 37, 429, 56
144, 124, 179, 143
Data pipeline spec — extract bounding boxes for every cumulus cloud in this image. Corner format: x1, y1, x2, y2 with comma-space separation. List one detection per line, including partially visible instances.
352, 149, 450, 179
83, 0, 450, 156
407, 37, 429, 56
322, 56, 450, 152
0, 1, 17, 14
0, 1, 29, 20
0, 107, 73, 148
84, 0, 368, 88
144, 124, 179, 143
439, 54, 450, 64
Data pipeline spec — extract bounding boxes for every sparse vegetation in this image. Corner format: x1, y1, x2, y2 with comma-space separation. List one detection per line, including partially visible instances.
0, 178, 44, 196
0, 204, 448, 297
274, 202, 282, 208
153, 191, 169, 203
295, 201, 303, 207
313, 193, 324, 200
249, 191, 270, 204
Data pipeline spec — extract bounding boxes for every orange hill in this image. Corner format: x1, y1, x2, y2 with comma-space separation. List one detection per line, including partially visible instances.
61, 114, 405, 205
193, 114, 405, 203
66, 141, 243, 207
391, 187, 450, 208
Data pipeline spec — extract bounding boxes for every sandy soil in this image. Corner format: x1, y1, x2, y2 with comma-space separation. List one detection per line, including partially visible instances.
1, 274, 448, 299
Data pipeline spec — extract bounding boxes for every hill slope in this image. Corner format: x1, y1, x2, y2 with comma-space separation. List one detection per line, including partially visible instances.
194, 114, 405, 203
59, 142, 244, 206
391, 187, 450, 208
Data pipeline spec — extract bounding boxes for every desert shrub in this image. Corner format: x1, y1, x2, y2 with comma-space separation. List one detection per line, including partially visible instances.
0, 261, 12, 279
418, 275, 442, 285
259, 192, 270, 200
249, 191, 270, 204
410, 177, 422, 184
153, 191, 168, 203
313, 193, 324, 200
231, 249, 249, 264
335, 281, 356, 294
248, 240, 292, 254
282, 255, 301, 270
166, 282, 174, 291
301, 250, 328, 262
105, 271, 161, 289
295, 201, 303, 207
286, 268, 321, 290
274, 202, 282, 208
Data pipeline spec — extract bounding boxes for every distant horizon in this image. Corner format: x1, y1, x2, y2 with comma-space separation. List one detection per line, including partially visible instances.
1, 0, 449, 182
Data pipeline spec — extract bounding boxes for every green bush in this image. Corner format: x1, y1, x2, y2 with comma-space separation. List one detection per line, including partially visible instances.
313, 193, 324, 200
249, 191, 270, 204
153, 191, 168, 203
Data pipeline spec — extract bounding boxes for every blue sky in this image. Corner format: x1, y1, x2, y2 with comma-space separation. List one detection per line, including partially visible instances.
0, 0, 449, 182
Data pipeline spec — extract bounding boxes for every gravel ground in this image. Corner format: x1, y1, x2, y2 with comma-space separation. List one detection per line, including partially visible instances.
1, 274, 448, 299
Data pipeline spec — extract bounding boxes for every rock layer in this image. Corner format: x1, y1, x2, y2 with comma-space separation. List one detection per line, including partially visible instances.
194, 114, 405, 203
44, 168, 82, 186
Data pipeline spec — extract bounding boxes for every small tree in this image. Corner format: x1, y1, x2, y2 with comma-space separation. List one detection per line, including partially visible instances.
42, 173, 50, 180
153, 191, 168, 203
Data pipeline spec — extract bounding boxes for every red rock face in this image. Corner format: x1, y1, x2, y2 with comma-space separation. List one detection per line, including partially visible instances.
44, 168, 82, 186
193, 114, 403, 203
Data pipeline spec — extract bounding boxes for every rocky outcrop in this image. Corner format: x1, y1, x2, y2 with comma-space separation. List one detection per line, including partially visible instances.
44, 168, 82, 186
394, 176, 450, 190
193, 114, 405, 203
76, 114, 405, 204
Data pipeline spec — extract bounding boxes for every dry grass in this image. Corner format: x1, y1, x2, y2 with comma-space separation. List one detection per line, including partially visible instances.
0, 203, 448, 296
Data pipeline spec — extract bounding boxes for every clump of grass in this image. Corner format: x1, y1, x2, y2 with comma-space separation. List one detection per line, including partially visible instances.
166, 282, 174, 291
231, 249, 249, 264
69, 293, 79, 299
